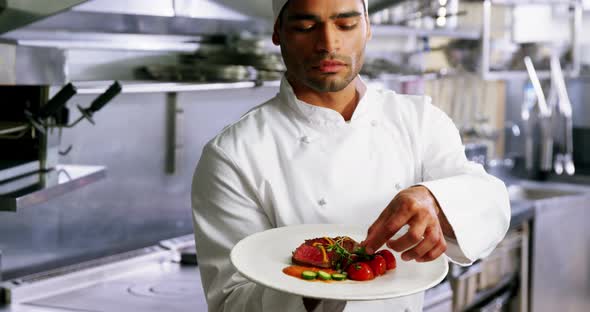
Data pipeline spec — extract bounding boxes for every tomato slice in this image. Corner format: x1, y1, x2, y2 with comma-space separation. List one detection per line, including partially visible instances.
346, 262, 375, 281
376, 249, 397, 270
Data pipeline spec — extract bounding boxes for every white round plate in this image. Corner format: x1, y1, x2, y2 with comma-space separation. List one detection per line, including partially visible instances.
230, 224, 448, 301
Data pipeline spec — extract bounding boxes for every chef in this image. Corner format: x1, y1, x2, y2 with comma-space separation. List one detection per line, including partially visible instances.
191, 0, 510, 311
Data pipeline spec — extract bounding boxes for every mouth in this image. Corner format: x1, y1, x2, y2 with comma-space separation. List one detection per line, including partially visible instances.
313, 60, 347, 73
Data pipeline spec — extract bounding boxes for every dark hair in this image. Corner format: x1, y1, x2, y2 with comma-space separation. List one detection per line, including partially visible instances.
276, 0, 367, 27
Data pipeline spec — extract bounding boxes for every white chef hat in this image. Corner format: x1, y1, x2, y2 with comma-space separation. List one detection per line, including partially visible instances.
272, 0, 369, 23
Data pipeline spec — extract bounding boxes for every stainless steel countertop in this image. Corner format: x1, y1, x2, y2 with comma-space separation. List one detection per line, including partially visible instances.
0, 238, 206, 312
0, 261, 206, 312
490, 169, 590, 229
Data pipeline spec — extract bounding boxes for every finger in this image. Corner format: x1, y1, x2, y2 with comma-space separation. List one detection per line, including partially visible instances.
361, 201, 400, 248
362, 209, 412, 255
360, 210, 391, 252
400, 226, 440, 261
363, 207, 393, 241
386, 216, 428, 255
415, 238, 447, 262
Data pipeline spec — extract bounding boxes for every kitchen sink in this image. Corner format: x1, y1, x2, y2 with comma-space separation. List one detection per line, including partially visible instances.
507, 184, 583, 202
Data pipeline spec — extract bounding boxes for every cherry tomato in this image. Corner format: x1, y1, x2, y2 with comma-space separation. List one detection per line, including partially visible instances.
367, 255, 386, 276
346, 262, 375, 281
377, 249, 397, 270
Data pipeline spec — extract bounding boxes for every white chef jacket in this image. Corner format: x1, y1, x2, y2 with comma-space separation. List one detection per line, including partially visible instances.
191, 75, 510, 312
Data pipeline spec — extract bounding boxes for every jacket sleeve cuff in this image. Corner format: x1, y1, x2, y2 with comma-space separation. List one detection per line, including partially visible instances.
418, 178, 478, 265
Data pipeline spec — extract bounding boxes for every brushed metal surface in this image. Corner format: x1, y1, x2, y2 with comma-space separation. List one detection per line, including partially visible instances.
70, 0, 246, 20
531, 193, 590, 312
0, 43, 66, 85
0, 161, 40, 183
3, 263, 206, 312
0, 241, 206, 312
0, 2, 267, 85
0, 86, 276, 280
0, 165, 106, 212
0, 0, 87, 34
0, 246, 171, 304
507, 184, 581, 202
10, 10, 267, 36
210, 0, 404, 20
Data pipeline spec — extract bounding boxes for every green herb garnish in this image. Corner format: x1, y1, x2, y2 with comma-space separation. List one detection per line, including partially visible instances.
324, 237, 373, 268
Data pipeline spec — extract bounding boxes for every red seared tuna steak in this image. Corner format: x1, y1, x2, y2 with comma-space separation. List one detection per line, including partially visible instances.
291, 236, 360, 269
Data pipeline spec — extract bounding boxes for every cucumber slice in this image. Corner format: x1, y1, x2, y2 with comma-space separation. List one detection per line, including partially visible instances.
301, 271, 318, 280
317, 271, 332, 280
331, 273, 347, 281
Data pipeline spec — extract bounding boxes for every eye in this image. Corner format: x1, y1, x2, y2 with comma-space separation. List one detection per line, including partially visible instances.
336, 17, 359, 30
338, 23, 358, 30
292, 23, 315, 32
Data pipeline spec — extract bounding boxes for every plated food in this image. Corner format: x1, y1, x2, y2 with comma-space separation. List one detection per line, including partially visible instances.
230, 224, 448, 300
283, 236, 397, 282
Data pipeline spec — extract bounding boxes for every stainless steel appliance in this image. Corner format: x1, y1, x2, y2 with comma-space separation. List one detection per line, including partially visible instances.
0, 1, 128, 212
449, 228, 527, 312
0, 82, 120, 212
0, 235, 208, 311
423, 281, 453, 312
530, 191, 590, 312
0, 86, 55, 180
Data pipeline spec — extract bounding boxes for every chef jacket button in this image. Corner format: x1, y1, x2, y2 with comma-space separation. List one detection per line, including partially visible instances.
318, 198, 327, 206
300, 136, 311, 144
404, 309, 411, 312
370, 120, 378, 127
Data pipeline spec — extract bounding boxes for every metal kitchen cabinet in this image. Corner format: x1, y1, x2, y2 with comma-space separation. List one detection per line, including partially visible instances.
530, 194, 590, 312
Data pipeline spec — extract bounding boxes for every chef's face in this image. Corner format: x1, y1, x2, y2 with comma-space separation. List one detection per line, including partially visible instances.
273, 0, 371, 93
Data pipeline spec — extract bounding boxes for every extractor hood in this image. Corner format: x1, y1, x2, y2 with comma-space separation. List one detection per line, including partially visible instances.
0, 0, 89, 34
0, 0, 403, 85
210, 0, 404, 20
0, 0, 267, 85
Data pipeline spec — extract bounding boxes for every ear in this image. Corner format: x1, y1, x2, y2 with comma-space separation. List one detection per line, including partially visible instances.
272, 21, 281, 46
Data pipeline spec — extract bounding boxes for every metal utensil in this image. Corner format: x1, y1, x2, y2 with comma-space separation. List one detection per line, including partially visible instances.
524, 56, 553, 172
550, 55, 575, 175
524, 57, 550, 118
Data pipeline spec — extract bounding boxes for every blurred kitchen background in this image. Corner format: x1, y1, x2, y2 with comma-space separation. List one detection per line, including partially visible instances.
0, 0, 589, 311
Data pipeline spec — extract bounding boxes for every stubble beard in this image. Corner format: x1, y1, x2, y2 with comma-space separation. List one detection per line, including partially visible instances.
305, 69, 355, 92
284, 50, 365, 93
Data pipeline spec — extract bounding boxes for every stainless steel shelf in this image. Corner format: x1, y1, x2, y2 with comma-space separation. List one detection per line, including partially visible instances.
376, 72, 448, 82
74, 80, 281, 95
371, 25, 481, 40
491, 0, 578, 6
0, 164, 106, 212
484, 70, 550, 80
74, 73, 457, 95
483, 69, 583, 80
0, 161, 39, 182
9, 31, 202, 53
480, 0, 582, 81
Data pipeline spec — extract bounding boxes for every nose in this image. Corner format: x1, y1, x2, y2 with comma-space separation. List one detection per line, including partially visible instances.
315, 23, 340, 54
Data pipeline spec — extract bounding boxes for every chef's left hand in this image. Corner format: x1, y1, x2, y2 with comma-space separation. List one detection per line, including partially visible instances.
361, 186, 455, 262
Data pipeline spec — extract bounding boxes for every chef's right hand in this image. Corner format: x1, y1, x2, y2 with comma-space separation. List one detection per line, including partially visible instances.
360, 186, 451, 263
